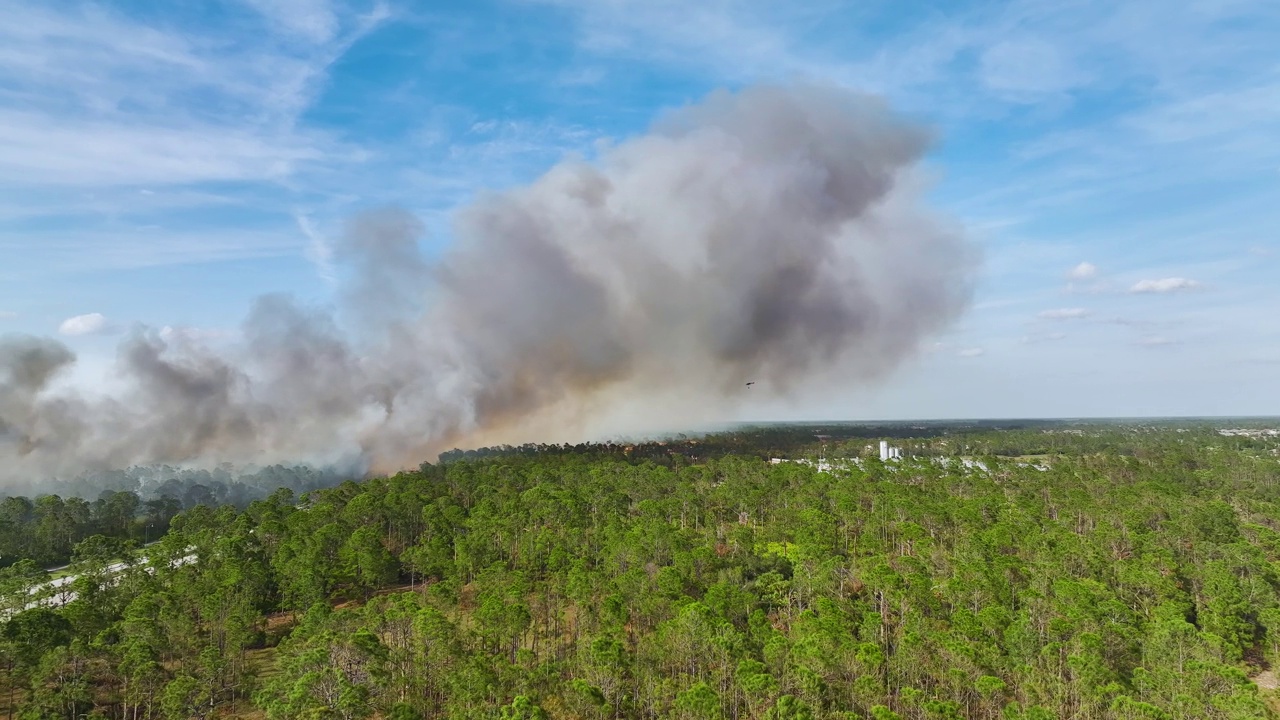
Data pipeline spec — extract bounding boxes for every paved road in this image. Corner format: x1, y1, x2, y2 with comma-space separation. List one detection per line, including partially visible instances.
4, 547, 195, 618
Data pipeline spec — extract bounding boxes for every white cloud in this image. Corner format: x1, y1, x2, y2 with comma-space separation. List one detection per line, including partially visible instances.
1130, 277, 1202, 294
1066, 262, 1098, 281
0, 310, 16, 319
1138, 335, 1177, 347
957, 347, 985, 358
1038, 308, 1089, 320
58, 312, 109, 336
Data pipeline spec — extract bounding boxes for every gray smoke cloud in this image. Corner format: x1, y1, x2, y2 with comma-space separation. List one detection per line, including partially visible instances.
0, 84, 976, 482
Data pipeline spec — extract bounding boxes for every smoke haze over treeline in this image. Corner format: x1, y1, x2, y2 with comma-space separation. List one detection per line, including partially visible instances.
0, 464, 348, 506
0, 84, 976, 487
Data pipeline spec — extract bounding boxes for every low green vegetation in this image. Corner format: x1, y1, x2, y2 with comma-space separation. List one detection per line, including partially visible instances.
2, 423, 1279, 719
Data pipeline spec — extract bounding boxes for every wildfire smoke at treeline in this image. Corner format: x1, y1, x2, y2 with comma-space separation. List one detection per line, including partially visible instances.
0, 83, 976, 485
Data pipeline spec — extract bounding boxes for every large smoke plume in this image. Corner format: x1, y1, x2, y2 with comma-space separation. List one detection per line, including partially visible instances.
0, 84, 975, 484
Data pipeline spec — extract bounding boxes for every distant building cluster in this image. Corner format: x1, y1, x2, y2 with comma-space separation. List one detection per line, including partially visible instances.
879, 440, 903, 462
770, 457, 837, 472
1218, 428, 1280, 438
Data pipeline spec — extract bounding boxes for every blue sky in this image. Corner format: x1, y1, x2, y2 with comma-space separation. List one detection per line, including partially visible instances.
2, 0, 1278, 420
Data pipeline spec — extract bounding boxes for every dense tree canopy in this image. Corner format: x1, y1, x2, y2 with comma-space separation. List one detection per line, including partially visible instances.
2, 423, 1279, 719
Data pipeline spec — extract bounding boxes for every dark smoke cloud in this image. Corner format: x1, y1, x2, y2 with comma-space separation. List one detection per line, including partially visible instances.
0, 84, 976, 483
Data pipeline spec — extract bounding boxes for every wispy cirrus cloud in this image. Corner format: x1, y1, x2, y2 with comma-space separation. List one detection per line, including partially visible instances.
979, 37, 1089, 101
0, 2, 377, 190
1130, 277, 1202, 294
296, 212, 336, 283
1038, 308, 1089, 320
0, 111, 330, 188
1021, 332, 1067, 344
0, 0, 402, 378
0, 0, 390, 281
523, 0, 853, 84
0, 225, 308, 272
241, 0, 341, 43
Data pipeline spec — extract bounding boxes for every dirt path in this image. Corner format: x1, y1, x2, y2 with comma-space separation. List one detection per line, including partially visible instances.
1252, 669, 1278, 691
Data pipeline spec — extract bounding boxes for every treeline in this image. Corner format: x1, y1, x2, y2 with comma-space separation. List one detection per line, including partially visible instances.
11, 463, 352, 507
438, 421, 1280, 468
433, 423, 923, 466
3, 431, 1280, 719
0, 491, 181, 568
0, 464, 354, 568
927, 426, 1280, 460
